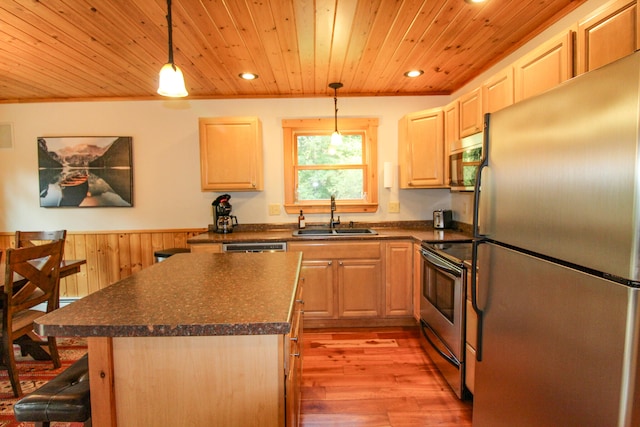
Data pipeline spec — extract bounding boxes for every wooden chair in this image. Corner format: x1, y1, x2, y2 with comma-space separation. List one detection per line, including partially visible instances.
15, 230, 67, 249
2, 240, 64, 397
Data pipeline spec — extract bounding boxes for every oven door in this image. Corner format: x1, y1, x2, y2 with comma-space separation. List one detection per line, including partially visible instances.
420, 248, 464, 359
419, 248, 466, 398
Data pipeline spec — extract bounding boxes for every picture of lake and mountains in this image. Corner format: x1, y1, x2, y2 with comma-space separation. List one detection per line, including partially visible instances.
38, 136, 133, 207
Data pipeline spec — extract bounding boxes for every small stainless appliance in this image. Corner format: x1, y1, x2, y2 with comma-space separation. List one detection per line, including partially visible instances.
449, 132, 483, 191
433, 209, 452, 229
419, 240, 473, 399
212, 194, 238, 233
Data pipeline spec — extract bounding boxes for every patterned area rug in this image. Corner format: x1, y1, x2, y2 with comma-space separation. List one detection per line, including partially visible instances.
0, 337, 87, 427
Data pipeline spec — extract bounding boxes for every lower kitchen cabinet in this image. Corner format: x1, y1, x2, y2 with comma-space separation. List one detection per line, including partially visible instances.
384, 240, 413, 317
296, 259, 334, 318
285, 280, 304, 426
338, 258, 381, 318
289, 241, 381, 325
412, 243, 423, 321
289, 240, 414, 327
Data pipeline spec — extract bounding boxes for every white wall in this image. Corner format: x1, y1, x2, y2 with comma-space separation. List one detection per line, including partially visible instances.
0, 95, 450, 231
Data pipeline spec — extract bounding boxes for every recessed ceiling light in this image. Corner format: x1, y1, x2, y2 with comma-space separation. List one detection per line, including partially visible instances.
239, 72, 258, 80
404, 70, 424, 78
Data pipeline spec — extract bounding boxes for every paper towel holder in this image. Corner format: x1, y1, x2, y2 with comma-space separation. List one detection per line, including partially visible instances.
383, 162, 393, 188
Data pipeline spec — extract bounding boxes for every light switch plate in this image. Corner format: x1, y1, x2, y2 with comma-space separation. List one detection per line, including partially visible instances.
268, 204, 280, 215
388, 201, 400, 213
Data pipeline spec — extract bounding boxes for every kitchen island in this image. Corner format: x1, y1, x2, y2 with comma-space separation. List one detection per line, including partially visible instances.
35, 251, 304, 427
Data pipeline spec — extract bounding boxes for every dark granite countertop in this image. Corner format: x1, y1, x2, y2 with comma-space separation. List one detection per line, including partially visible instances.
188, 221, 473, 245
35, 252, 302, 338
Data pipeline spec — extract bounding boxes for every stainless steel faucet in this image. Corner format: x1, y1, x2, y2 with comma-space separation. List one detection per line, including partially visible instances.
329, 194, 340, 229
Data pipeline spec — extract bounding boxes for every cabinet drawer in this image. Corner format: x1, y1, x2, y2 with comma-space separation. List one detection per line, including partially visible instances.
289, 241, 381, 259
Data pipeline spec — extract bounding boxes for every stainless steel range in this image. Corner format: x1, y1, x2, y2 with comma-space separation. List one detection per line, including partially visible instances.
419, 240, 473, 399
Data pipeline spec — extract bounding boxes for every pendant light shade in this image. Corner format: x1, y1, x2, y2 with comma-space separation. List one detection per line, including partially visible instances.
328, 82, 343, 153
158, 0, 188, 97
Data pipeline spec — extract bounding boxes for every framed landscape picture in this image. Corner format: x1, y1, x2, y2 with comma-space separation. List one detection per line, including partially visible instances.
37, 136, 133, 207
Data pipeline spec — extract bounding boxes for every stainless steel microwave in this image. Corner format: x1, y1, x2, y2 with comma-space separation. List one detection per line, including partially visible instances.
449, 133, 483, 191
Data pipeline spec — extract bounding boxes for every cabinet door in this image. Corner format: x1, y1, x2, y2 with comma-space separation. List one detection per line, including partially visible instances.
384, 241, 413, 317
299, 260, 335, 319
482, 67, 514, 114
413, 243, 422, 321
514, 29, 574, 102
199, 117, 263, 191
459, 88, 483, 137
285, 284, 304, 427
338, 259, 381, 318
398, 108, 445, 188
577, 0, 639, 74
443, 100, 459, 186
444, 100, 460, 152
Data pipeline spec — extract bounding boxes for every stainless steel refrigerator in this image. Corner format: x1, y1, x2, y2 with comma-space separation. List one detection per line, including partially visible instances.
471, 51, 640, 427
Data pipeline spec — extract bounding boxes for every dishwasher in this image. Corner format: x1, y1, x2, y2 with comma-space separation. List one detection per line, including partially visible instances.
222, 242, 287, 252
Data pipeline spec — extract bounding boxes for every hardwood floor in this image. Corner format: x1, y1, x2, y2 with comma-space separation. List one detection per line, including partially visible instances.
300, 326, 473, 427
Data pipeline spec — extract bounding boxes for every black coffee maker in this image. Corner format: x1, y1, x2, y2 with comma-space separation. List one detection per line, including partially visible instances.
212, 194, 238, 233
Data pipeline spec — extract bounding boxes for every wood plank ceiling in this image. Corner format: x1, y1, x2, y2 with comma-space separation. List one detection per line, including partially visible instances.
0, 0, 588, 103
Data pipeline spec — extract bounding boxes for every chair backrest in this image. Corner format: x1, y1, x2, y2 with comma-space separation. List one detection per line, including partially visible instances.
15, 230, 67, 249
3, 240, 64, 314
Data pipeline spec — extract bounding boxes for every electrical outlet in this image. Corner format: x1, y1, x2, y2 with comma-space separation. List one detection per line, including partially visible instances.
388, 201, 400, 213
268, 204, 280, 216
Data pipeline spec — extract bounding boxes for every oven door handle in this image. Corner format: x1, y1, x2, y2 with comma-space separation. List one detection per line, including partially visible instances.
420, 320, 460, 368
420, 249, 462, 277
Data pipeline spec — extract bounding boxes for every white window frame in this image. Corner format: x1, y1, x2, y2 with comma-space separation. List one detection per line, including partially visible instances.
282, 118, 379, 214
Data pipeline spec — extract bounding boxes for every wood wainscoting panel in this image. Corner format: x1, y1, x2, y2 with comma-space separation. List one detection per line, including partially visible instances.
0, 229, 206, 298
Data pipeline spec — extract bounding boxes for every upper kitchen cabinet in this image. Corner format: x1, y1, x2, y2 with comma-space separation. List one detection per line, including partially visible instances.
482, 66, 514, 114
443, 100, 459, 185
458, 88, 483, 137
398, 108, 446, 188
199, 117, 264, 191
577, 0, 639, 74
514, 29, 574, 102
444, 100, 460, 152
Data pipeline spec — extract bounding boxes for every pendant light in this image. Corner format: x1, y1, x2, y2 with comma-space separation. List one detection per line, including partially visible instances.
157, 0, 188, 97
328, 82, 343, 153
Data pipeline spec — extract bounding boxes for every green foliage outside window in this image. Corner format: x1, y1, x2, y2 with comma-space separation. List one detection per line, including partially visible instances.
296, 133, 365, 201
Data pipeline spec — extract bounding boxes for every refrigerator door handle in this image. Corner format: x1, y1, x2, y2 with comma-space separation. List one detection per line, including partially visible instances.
471, 239, 485, 362
473, 113, 491, 240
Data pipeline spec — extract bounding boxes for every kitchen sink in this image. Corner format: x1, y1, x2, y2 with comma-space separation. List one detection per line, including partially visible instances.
334, 228, 377, 234
292, 228, 377, 236
293, 229, 334, 235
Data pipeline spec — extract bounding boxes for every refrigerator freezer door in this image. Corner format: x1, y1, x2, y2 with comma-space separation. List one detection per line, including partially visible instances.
473, 243, 638, 427
478, 52, 640, 281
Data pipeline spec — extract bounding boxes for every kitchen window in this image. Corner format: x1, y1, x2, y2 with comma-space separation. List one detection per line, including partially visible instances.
282, 118, 378, 214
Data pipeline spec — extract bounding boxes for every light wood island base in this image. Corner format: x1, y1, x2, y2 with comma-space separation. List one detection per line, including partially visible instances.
89, 335, 285, 427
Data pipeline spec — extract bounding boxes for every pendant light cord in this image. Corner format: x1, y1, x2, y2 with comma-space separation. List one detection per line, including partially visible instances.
166, 0, 175, 69
329, 82, 343, 133
333, 88, 339, 133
